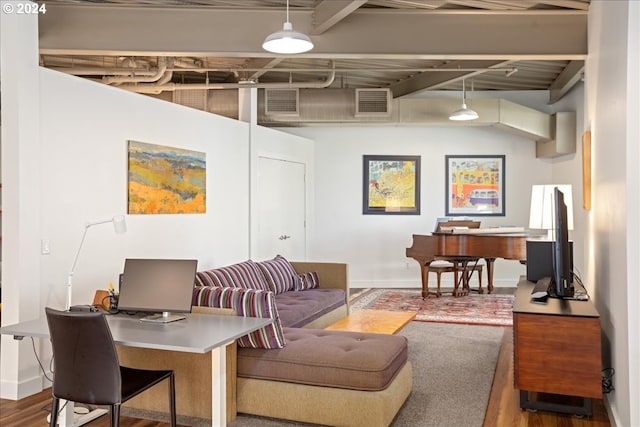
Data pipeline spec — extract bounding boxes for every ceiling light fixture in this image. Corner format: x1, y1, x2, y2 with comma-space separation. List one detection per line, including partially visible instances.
262, 0, 314, 54
449, 79, 479, 121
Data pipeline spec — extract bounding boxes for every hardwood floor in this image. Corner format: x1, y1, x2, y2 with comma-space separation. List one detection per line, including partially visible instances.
0, 391, 180, 427
1, 325, 612, 427
483, 328, 611, 427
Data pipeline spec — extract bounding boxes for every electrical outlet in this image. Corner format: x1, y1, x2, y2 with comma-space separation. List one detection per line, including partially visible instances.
41, 239, 50, 255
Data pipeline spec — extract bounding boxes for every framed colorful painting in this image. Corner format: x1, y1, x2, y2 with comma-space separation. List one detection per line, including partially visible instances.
445, 155, 505, 216
363, 155, 421, 215
128, 140, 206, 214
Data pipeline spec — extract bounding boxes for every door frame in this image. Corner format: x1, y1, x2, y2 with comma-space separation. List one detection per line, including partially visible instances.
249, 129, 314, 262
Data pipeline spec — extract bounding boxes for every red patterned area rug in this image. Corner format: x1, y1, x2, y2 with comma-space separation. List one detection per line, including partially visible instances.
350, 288, 514, 327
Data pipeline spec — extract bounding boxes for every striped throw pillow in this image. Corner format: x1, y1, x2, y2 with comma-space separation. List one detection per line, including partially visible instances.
195, 260, 269, 291
295, 271, 320, 291
256, 255, 301, 294
192, 286, 286, 349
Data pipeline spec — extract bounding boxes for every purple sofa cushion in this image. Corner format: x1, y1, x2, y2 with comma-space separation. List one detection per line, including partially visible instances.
295, 271, 320, 291
275, 288, 346, 328
192, 286, 285, 349
195, 260, 269, 291
256, 255, 301, 294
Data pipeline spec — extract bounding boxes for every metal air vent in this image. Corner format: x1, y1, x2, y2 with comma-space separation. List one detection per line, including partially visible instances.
355, 88, 391, 117
173, 90, 207, 111
265, 89, 299, 116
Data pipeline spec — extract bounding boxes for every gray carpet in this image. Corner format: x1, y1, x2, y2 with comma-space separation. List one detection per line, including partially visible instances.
124, 321, 504, 426
227, 321, 505, 427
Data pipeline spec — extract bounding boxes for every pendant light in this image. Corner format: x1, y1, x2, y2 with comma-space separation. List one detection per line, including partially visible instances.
262, 0, 314, 54
449, 79, 479, 121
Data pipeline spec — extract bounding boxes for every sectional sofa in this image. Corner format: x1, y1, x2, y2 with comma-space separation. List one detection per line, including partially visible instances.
118, 256, 412, 427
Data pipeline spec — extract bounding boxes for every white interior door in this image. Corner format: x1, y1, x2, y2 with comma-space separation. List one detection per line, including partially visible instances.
256, 157, 306, 261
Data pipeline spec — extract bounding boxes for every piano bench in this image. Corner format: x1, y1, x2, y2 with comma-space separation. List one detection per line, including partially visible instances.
428, 262, 483, 297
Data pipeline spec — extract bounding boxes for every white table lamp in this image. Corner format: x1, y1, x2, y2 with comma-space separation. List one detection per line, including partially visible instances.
529, 185, 573, 239
66, 215, 127, 311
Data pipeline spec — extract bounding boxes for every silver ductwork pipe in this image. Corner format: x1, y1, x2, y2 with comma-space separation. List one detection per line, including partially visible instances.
102, 57, 169, 84
118, 61, 336, 94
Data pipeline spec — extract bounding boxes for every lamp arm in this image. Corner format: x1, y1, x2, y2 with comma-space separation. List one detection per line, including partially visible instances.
67, 224, 89, 310
66, 219, 110, 310
85, 218, 115, 228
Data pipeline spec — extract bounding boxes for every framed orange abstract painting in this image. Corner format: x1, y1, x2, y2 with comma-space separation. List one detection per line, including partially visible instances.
445, 155, 505, 216
128, 140, 206, 214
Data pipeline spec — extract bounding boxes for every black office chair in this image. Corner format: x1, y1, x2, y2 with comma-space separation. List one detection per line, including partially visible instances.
45, 307, 177, 427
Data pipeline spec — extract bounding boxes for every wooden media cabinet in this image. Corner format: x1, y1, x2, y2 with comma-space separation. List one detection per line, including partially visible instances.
512, 277, 602, 416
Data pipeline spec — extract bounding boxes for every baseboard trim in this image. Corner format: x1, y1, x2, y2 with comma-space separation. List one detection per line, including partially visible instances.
604, 394, 622, 427
0, 376, 44, 400
349, 279, 520, 288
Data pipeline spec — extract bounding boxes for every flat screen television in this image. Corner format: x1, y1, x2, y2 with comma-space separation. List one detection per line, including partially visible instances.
550, 187, 574, 298
117, 258, 198, 323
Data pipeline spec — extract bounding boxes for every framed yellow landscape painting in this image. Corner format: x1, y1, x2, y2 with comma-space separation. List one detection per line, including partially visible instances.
363, 155, 421, 215
128, 140, 206, 214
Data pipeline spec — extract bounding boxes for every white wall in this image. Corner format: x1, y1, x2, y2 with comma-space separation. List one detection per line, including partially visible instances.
282, 118, 583, 288
0, 65, 253, 397
587, 1, 639, 426
0, 5, 44, 400
39, 69, 252, 307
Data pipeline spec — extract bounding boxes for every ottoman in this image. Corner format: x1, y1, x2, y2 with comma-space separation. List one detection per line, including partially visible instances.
236, 327, 412, 427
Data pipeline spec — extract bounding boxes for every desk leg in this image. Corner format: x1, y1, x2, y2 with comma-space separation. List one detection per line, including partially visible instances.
57, 400, 74, 427
211, 345, 227, 427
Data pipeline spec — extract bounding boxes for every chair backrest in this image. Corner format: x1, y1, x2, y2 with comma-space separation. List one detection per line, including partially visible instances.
45, 307, 122, 405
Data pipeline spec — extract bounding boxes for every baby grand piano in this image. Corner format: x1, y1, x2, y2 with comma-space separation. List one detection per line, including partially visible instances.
406, 226, 527, 298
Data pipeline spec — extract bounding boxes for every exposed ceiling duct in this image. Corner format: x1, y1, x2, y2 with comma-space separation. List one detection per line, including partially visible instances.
37, 0, 589, 106
115, 61, 337, 94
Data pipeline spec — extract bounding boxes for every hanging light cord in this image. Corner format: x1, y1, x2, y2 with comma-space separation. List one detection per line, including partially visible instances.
286, 0, 290, 23
462, 79, 467, 104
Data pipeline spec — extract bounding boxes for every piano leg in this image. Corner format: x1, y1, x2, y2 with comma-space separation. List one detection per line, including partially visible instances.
484, 258, 496, 293
452, 261, 469, 297
469, 258, 483, 294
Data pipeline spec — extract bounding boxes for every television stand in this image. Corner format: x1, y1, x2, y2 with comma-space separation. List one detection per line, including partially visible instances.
140, 312, 186, 323
513, 276, 602, 416
519, 390, 592, 417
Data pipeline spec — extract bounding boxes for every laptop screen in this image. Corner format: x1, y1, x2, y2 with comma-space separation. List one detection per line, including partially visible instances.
117, 258, 198, 315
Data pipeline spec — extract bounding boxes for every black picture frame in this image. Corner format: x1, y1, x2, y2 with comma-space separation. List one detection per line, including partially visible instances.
445, 155, 505, 216
363, 155, 421, 215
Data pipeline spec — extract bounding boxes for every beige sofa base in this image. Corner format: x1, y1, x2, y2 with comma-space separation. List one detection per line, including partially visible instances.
118, 262, 353, 424
237, 361, 412, 427
116, 305, 347, 423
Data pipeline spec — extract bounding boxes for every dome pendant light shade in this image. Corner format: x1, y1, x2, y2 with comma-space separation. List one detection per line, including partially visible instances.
449, 79, 479, 121
263, 21, 314, 54
449, 103, 479, 121
262, 0, 313, 54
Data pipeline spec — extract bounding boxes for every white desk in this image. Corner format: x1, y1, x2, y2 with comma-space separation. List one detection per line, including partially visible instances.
0, 312, 273, 426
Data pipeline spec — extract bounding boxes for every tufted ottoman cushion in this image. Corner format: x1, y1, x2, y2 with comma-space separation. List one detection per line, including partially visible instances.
237, 327, 408, 391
